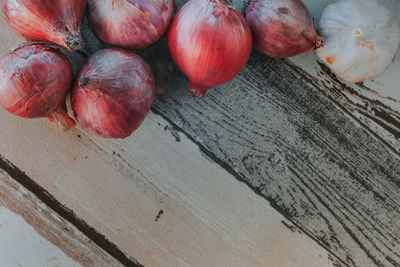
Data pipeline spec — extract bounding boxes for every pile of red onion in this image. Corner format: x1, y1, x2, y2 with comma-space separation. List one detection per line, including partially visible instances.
0, 0, 326, 138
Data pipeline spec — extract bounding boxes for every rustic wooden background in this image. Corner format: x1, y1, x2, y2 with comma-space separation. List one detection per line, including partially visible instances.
0, 0, 400, 266
150, 0, 400, 265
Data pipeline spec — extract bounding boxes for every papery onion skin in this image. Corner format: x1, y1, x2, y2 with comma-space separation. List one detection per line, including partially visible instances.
168, 0, 252, 97
72, 49, 155, 139
88, 0, 174, 49
2, 0, 86, 51
317, 0, 400, 83
0, 44, 75, 130
245, 0, 323, 58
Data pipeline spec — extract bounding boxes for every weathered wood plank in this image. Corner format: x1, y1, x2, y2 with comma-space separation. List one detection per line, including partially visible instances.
152, 49, 400, 266
0, 168, 121, 266
0, 13, 341, 266
1, 1, 394, 266
0, 110, 341, 267
138, 1, 400, 266
0, 208, 80, 267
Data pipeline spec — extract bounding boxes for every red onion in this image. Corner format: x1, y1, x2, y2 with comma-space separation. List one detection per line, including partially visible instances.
88, 0, 175, 49
0, 44, 75, 130
245, 0, 323, 58
168, 0, 252, 97
72, 49, 154, 139
2, 0, 86, 51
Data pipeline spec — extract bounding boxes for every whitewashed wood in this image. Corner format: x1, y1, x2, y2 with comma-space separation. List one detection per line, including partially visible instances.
153, 53, 400, 266
0, 109, 341, 267
0, 208, 80, 267
0, 14, 341, 267
0, 169, 120, 266
0, 3, 373, 267
144, 1, 400, 266
0, 19, 344, 266
0, 207, 80, 267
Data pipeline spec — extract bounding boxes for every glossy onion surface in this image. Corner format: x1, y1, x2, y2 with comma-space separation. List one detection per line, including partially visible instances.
2, 0, 86, 51
88, 0, 174, 49
168, 0, 252, 97
245, 0, 323, 58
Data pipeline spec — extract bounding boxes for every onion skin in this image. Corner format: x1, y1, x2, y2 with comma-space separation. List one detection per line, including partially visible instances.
2, 0, 86, 51
245, 0, 323, 58
72, 49, 155, 139
88, 0, 174, 49
0, 44, 75, 130
168, 0, 252, 97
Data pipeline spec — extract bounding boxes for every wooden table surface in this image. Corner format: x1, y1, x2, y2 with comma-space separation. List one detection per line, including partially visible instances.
0, 0, 399, 266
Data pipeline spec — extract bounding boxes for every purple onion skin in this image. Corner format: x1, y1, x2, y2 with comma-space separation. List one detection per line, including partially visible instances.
72, 49, 155, 139
245, 0, 323, 58
88, 0, 174, 49
168, 0, 253, 97
2, 0, 86, 51
0, 44, 75, 130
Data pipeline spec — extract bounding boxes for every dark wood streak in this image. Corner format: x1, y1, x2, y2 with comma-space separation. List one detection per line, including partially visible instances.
315, 62, 400, 139
355, 82, 399, 103
0, 154, 142, 267
152, 51, 400, 266
0, 170, 120, 266
75, 9, 400, 265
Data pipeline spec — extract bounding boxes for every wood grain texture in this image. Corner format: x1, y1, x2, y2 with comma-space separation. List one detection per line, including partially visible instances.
0, 110, 340, 267
0, 0, 397, 266
0, 168, 120, 266
152, 51, 400, 266
0, 207, 80, 267
145, 1, 400, 266
0, 13, 341, 267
